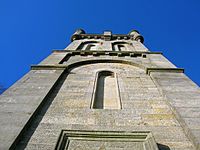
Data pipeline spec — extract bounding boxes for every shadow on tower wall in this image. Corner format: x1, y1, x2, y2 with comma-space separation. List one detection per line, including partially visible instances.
15, 70, 70, 149
157, 143, 171, 150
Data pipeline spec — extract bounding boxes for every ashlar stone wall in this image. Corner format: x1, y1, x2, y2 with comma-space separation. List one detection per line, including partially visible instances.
17, 63, 195, 150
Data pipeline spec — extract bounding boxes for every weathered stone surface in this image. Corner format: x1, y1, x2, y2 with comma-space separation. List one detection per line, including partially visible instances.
0, 69, 64, 149
150, 72, 200, 150
14, 63, 195, 150
39, 52, 66, 65
0, 30, 198, 150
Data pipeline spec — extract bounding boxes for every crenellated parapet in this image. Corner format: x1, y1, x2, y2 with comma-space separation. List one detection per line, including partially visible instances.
68, 29, 146, 51
71, 29, 144, 43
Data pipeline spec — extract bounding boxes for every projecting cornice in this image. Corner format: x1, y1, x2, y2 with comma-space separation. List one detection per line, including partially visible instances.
70, 29, 144, 43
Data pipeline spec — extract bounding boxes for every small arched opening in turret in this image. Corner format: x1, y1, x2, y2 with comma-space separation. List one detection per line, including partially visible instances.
77, 41, 100, 50
112, 41, 134, 51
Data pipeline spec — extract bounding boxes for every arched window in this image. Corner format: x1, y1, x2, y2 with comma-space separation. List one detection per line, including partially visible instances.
77, 41, 99, 50
112, 42, 134, 51
92, 71, 121, 109
85, 44, 96, 50
118, 44, 126, 51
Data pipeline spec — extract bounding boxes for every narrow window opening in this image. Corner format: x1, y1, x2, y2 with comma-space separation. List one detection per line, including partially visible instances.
92, 71, 121, 109
85, 44, 96, 50
112, 42, 134, 51
118, 44, 126, 51
76, 41, 99, 50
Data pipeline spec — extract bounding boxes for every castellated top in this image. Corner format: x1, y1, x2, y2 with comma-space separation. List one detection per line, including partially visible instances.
65, 29, 147, 53
0, 28, 200, 150
70, 29, 144, 43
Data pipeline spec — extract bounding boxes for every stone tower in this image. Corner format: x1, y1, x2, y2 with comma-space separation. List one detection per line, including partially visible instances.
0, 29, 200, 150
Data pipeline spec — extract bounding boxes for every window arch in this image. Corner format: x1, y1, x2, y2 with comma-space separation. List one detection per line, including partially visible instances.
85, 44, 96, 50
92, 71, 121, 109
112, 41, 134, 51
117, 44, 126, 51
77, 41, 100, 50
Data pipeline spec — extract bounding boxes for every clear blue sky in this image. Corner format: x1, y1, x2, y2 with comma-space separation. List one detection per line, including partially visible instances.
0, 0, 200, 89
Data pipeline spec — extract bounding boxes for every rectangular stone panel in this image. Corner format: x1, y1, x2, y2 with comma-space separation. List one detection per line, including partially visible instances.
55, 130, 158, 150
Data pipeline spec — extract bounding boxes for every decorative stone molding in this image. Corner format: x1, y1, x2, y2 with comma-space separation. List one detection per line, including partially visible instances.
53, 50, 163, 55
31, 65, 66, 70
146, 68, 184, 75
70, 29, 144, 43
55, 130, 159, 150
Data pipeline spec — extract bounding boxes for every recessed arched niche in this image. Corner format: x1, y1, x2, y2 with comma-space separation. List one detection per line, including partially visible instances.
92, 70, 121, 109
77, 41, 100, 50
